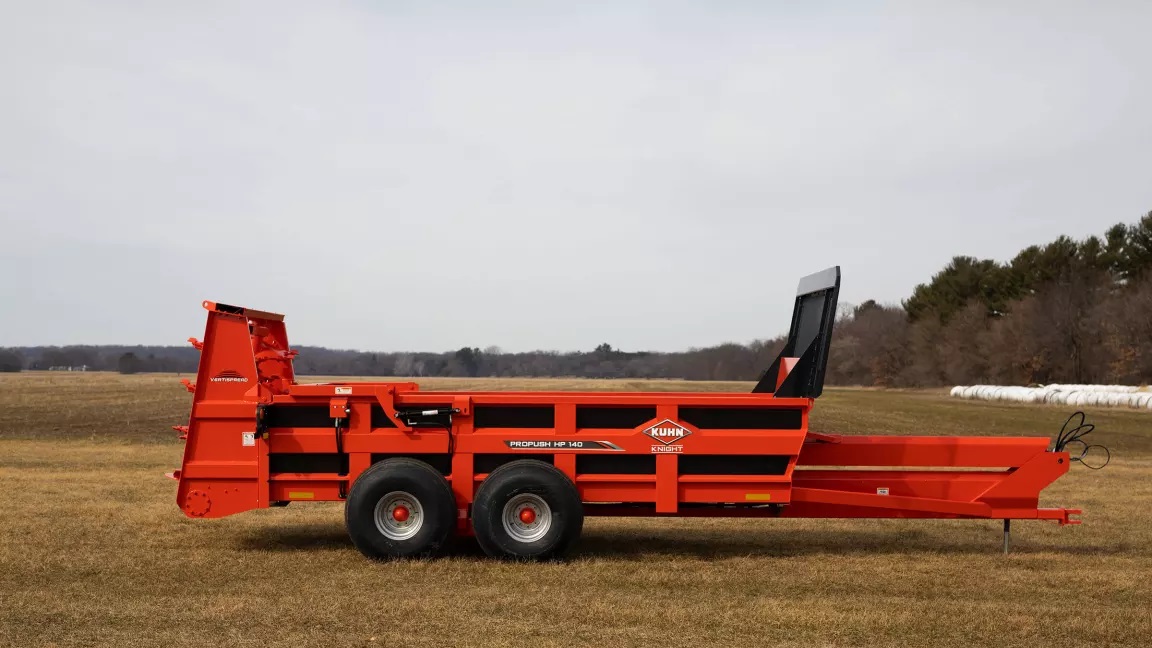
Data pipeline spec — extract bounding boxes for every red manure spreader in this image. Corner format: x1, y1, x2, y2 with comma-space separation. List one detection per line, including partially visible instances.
171, 267, 1080, 560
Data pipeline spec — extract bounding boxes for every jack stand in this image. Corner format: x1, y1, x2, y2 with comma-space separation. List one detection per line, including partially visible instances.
1003, 519, 1011, 555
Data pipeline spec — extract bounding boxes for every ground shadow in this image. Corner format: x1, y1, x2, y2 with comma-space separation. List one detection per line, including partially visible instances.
238, 522, 350, 552
236, 521, 1123, 559
575, 525, 1131, 559
236, 522, 489, 557
577, 527, 990, 559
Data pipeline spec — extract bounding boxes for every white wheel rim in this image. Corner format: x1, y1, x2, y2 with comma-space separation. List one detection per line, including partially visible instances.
502, 493, 552, 543
374, 491, 424, 541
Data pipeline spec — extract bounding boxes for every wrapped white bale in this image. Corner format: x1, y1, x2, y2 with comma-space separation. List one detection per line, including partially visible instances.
1053, 384, 1142, 393
950, 384, 1149, 409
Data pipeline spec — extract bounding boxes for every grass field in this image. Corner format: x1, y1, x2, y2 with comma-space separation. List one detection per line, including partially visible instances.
1, 373, 1150, 647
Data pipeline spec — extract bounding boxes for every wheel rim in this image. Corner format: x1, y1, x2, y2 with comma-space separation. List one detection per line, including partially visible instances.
502, 493, 552, 543
374, 491, 424, 541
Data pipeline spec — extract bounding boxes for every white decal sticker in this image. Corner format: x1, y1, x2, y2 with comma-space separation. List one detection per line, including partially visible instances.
877, 487, 890, 496
242, 432, 256, 447
335, 387, 352, 395
505, 440, 623, 451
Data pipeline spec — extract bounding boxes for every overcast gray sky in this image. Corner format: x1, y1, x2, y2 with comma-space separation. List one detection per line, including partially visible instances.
1, 2, 1149, 352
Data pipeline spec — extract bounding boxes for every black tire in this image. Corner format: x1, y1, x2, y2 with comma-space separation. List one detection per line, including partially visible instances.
472, 459, 583, 560
344, 458, 456, 560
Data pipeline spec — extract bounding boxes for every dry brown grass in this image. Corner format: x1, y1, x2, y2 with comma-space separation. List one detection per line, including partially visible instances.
1, 372, 1150, 647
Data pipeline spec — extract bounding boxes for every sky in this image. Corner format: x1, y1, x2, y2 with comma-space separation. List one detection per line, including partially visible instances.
1, 1, 1150, 352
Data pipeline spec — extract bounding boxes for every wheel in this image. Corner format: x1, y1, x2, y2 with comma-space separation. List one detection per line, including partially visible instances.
472, 459, 583, 560
344, 458, 456, 560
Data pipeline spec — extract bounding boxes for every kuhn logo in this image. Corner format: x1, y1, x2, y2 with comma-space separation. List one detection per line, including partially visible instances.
643, 419, 691, 445
210, 370, 249, 383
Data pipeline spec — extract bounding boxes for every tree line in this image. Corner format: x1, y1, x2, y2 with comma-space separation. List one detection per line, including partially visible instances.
0, 341, 784, 382
3, 211, 1149, 386
834, 211, 1152, 386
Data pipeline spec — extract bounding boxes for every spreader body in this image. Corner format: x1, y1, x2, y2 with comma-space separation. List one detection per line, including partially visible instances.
171, 268, 1079, 559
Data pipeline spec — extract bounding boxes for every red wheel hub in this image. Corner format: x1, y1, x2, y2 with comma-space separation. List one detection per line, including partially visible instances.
519, 507, 537, 524
392, 505, 410, 522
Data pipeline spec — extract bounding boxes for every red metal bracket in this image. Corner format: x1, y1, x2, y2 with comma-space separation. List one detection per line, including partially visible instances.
1047, 508, 1082, 525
